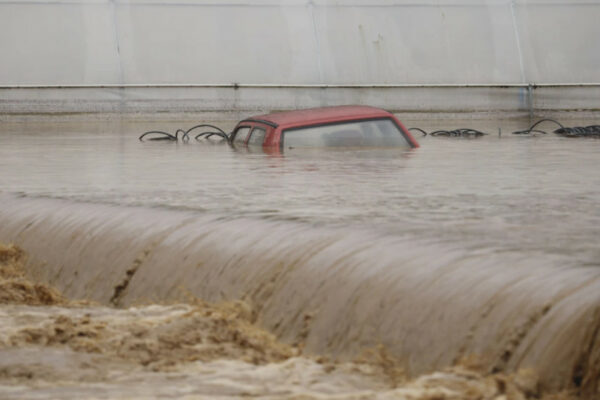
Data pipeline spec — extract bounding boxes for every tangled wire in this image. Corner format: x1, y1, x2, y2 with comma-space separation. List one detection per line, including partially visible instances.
139, 124, 230, 142
410, 119, 600, 139
139, 119, 600, 144
408, 128, 488, 137
512, 119, 600, 137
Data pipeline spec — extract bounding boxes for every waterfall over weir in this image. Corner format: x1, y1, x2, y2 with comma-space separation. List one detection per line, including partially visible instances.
1, 193, 599, 394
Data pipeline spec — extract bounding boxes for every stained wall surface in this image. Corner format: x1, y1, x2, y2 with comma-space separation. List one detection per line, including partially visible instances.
1, 0, 599, 86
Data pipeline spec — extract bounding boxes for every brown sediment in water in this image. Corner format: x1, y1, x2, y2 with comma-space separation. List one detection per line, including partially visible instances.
2, 195, 599, 397
7, 302, 296, 369
0, 243, 64, 306
0, 242, 583, 399
1, 244, 294, 367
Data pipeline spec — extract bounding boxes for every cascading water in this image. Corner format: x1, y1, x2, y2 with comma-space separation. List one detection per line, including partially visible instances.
1, 193, 599, 394
1, 118, 599, 398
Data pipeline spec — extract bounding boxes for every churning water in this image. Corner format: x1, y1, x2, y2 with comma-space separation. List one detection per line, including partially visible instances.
0, 115, 599, 399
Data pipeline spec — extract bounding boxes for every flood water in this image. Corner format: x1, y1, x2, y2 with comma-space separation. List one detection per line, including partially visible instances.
1, 117, 599, 264
0, 115, 599, 399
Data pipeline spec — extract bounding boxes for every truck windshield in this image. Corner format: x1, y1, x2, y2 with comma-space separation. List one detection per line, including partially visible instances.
282, 118, 410, 148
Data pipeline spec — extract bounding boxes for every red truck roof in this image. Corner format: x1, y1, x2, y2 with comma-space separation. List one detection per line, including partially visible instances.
246, 105, 396, 129
238, 105, 419, 148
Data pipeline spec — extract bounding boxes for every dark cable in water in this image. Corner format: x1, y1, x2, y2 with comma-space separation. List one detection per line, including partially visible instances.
182, 124, 229, 141
408, 127, 488, 137
410, 119, 600, 139
408, 127, 428, 137
554, 125, 600, 137
430, 128, 487, 137
140, 119, 600, 144
512, 119, 600, 137
138, 129, 187, 142
139, 124, 231, 143
195, 131, 229, 140
512, 119, 562, 135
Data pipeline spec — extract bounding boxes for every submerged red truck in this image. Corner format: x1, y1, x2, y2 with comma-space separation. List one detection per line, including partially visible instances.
231, 105, 419, 150
140, 105, 419, 150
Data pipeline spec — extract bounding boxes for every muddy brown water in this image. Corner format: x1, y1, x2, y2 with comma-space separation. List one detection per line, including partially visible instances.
0, 115, 599, 398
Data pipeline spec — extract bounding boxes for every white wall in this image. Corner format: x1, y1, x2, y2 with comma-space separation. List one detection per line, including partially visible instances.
1, 0, 599, 86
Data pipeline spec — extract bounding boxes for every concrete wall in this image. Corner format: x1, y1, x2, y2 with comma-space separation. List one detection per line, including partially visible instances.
1, 0, 599, 113
3, 0, 600, 85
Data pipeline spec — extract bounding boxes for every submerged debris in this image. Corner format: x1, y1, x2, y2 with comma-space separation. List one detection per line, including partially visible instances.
555, 125, 600, 137
513, 119, 600, 137
141, 119, 600, 145
408, 127, 488, 137
0, 243, 64, 306
429, 128, 488, 137
410, 119, 600, 139
139, 124, 230, 142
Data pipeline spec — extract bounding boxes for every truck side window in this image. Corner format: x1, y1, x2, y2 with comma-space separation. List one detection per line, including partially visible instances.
247, 127, 266, 146
233, 127, 251, 144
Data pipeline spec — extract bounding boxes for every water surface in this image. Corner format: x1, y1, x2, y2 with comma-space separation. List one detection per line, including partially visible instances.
2, 116, 600, 397
1, 117, 598, 265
